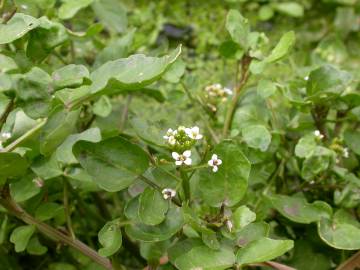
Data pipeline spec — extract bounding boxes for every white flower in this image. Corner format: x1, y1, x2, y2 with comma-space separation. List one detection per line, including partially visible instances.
162, 188, 176, 200
1, 132, 11, 140
185, 126, 203, 140
168, 136, 176, 145
208, 154, 222, 172
343, 147, 349, 158
163, 128, 177, 140
223, 87, 233, 95
314, 130, 324, 139
172, 150, 192, 166
304, 76, 309, 81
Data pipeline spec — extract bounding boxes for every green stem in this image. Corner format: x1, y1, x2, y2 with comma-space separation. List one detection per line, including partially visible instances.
183, 164, 208, 172
180, 170, 190, 202
0, 98, 14, 130
222, 55, 252, 137
63, 178, 75, 240
2, 119, 47, 152
0, 186, 113, 270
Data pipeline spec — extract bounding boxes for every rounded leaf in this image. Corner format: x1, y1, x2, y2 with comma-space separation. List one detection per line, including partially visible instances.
73, 137, 150, 192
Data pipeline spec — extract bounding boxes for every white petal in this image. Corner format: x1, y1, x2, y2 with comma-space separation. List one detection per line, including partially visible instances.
192, 126, 199, 133
175, 160, 183, 166
211, 154, 218, 160
163, 135, 169, 139
183, 150, 191, 157
217, 159, 222, 165
184, 158, 192, 165
195, 134, 203, 140
208, 159, 214, 166
212, 166, 218, 172
172, 152, 180, 160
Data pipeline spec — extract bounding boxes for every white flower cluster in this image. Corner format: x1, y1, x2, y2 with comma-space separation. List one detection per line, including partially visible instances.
204, 83, 233, 102
164, 126, 222, 172
163, 126, 203, 146
0, 132, 11, 150
342, 147, 349, 158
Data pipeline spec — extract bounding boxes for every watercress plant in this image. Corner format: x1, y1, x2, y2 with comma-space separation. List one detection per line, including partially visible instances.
1, 1, 360, 270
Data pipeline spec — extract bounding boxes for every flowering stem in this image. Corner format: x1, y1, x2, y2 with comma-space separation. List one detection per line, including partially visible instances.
222, 55, 252, 137
2, 119, 47, 152
181, 82, 220, 143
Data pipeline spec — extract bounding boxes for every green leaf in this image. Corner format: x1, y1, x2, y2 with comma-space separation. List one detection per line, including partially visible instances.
226, 9, 250, 50
267, 194, 332, 224
92, 0, 127, 33
59, 0, 94, 20
236, 237, 294, 265
318, 210, 360, 250
163, 59, 186, 83
201, 230, 220, 250
295, 134, 317, 158
257, 79, 277, 98
98, 219, 122, 257
274, 2, 304, 18
301, 146, 334, 180
232, 206, 256, 231
35, 202, 64, 221
258, 5, 274, 21
169, 240, 235, 270
26, 236, 48, 255
344, 130, 360, 155
52, 64, 90, 90
40, 106, 80, 156
56, 127, 101, 164
31, 154, 63, 180
236, 222, 270, 247
265, 31, 295, 63
140, 241, 171, 262
0, 13, 39, 44
0, 152, 28, 178
16, 67, 52, 119
306, 65, 352, 100
138, 188, 169, 226
242, 124, 272, 152
26, 17, 68, 63
88, 45, 181, 95
93, 96, 112, 117
93, 29, 135, 68
289, 240, 331, 270
249, 59, 267, 75
10, 225, 36, 252
0, 54, 18, 72
10, 177, 41, 203
199, 141, 251, 207
125, 207, 184, 242
73, 137, 150, 192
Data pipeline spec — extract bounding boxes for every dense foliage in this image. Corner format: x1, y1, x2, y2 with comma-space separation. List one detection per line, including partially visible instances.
1, 0, 360, 269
